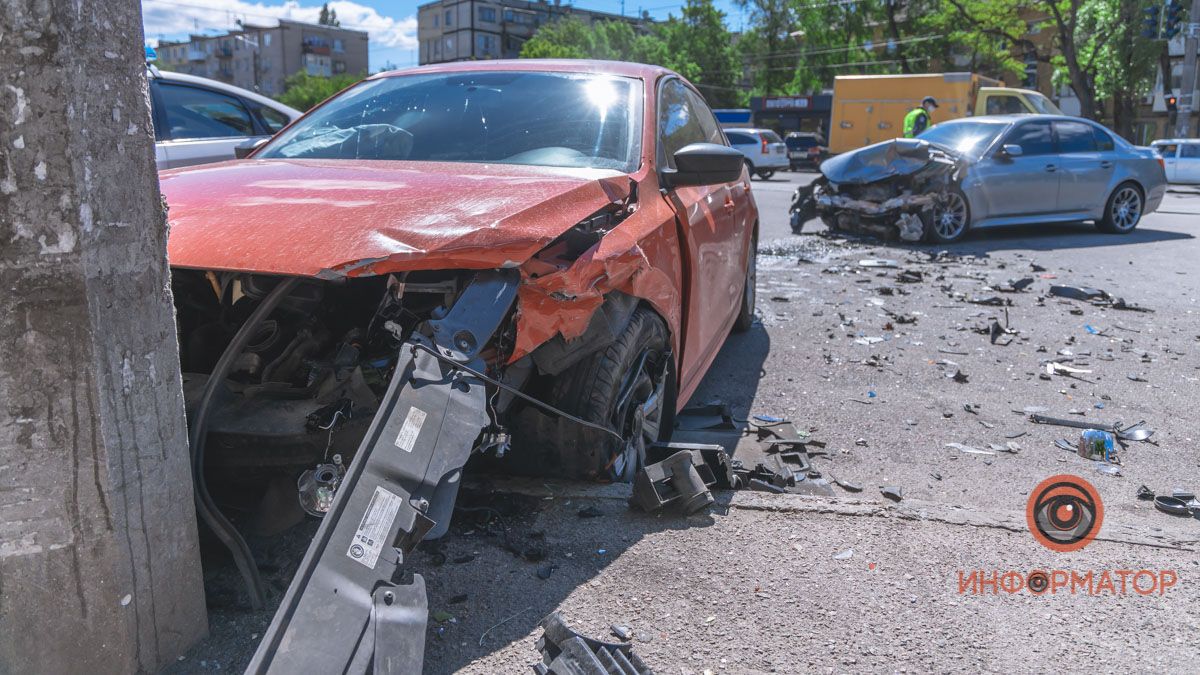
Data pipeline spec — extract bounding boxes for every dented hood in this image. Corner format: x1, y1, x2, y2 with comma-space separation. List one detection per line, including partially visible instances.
820, 138, 958, 186
161, 159, 631, 278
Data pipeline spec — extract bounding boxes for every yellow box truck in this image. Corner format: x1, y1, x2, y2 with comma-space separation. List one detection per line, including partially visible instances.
827, 73, 1062, 154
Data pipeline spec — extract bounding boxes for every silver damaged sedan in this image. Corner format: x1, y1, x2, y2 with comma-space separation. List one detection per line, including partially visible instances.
790, 115, 1168, 243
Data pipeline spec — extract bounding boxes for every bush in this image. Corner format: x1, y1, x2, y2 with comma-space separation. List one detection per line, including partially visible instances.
278, 71, 364, 111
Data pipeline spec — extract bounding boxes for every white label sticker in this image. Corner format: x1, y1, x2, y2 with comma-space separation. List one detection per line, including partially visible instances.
346, 486, 403, 569
394, 406, 427, 453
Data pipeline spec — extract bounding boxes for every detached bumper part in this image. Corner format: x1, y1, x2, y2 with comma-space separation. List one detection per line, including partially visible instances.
248, 271, 517, 674
534, 613, 654, 675
629, 447, 720, 514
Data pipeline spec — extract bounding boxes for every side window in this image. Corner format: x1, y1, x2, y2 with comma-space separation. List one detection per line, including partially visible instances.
1092, 126, 1115, 152
1003, 120, 1055, 156
1157, 144, 1178, 158
725, 132, 752, 145
251, 103, 291, 134
1055, 121, 1097, 154
158, 83, 255, 140
986, 95, 1026, 115
1181, 144, 1200, 158
658, 79, 707, 169
682, 88, 726, 146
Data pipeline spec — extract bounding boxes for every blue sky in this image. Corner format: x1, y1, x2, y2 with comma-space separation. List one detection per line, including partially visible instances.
142, 0, 747, 72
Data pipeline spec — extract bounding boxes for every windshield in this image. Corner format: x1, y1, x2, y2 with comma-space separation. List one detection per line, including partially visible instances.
258, 71, 643, 172
761, 130, 783, 143
918, 121, 1007, 155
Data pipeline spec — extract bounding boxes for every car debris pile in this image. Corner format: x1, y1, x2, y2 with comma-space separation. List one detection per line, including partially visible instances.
788, 138, 963, 242
628, 405, 840, 515
533, 613, 654, 675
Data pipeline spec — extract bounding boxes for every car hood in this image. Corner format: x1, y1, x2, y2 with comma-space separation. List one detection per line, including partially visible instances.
820, 138, 961, 185
161, 159, 632, 278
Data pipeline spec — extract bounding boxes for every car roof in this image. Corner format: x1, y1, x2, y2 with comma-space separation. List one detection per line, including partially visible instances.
150, 69, 302, 117
373, 59, 675, 82
947, 113, 1100, 125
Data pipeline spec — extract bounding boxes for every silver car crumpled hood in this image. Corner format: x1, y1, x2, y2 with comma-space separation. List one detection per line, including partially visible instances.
820, 138, 961, 185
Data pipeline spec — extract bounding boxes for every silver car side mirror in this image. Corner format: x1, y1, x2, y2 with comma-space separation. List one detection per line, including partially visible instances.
1001, 144, 1024, 158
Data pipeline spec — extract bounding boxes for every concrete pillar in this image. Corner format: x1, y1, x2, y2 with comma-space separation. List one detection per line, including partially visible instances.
0, 1, 207, 672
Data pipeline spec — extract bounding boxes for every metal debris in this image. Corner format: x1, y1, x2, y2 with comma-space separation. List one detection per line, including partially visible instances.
880, 486, 904, 502
533, 613, 653, 675
629, 448, 719, 515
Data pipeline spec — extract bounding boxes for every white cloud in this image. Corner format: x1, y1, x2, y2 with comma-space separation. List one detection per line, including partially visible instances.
142, 0, 417, 49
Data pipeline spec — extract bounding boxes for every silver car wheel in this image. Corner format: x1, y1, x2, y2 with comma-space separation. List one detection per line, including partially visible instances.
933, 191, 968, 239
1111, 186, 1142, 231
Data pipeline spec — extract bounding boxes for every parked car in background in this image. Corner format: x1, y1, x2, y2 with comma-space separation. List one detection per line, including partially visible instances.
724, 128, 788, 179
785, 131, 826, 169
1151, 139, 1200, 184
792, 115, 1166, 242
148, 68, 301, 169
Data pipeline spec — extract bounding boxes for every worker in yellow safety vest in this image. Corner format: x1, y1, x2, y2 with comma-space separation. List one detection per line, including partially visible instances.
903, 96, 938, 138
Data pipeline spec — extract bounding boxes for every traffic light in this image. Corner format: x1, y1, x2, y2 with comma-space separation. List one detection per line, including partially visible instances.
1164, 1, 1185, 38
1143, 4, 1162, 39
1166, 94, 1178, 112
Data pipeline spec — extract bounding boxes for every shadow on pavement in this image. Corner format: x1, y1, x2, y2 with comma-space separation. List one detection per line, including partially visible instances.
944, 222, 1194, 253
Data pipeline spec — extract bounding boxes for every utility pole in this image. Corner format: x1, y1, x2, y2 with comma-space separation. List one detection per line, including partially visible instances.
1175, 0, 1200, 137
0, 0, 207, 671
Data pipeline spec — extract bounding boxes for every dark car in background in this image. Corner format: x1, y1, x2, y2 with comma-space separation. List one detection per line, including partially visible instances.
785, 131, 826, 169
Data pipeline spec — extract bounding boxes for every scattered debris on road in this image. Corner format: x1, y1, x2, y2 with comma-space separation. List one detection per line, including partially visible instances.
534, 613, 653, 675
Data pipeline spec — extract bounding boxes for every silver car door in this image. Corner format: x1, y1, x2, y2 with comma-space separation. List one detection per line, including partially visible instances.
1180, 143, 1200, 183
1159, 143, 1179, 182
971, 120, 1060, 218
1054, 120, 1113, 213
157, 82, 260, 168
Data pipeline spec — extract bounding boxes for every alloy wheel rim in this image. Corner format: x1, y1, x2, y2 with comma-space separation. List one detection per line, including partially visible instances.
934, 193, 967, 239
612, 350, 668, 479
1112, 187, 1141, 230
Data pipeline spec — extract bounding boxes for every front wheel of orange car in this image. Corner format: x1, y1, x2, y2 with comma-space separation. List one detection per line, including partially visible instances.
545, 307, 676, 482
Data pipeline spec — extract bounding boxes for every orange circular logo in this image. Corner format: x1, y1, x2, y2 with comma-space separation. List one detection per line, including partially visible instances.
1026, 475, 1103, 552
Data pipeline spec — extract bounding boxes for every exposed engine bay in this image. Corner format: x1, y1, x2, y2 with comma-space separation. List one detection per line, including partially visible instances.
789, 138, 964, 242
172, 253, 659, 671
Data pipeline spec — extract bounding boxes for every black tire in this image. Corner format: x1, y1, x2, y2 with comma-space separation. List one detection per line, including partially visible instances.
922, 187, 971, 243
733, 228, 757, 332
744, 159, 756, 179
544, 308, 675, 482
1096, 182, 1143, 233
756, 169, 776, 180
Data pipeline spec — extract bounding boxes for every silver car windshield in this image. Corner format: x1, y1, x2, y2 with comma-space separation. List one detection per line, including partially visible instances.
258, 71, 643, 172
918, 121, 1006, 156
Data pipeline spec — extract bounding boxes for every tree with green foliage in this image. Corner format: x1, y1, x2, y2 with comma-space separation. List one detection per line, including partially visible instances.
277, 70, 362, 111
657, 0, 744, 106
520, 1, 745, 107
318, 3, 340, 27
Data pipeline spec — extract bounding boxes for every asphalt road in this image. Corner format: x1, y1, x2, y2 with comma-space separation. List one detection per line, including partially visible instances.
175, 174, 1200, 673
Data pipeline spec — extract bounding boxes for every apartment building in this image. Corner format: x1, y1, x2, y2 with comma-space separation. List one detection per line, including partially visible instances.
417, 0, 644, 64
156, 19, 368, 96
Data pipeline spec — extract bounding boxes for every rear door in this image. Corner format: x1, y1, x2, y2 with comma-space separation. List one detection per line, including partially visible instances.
1156, 143, 1179, 181
1179, 143, 1200, 183
1054, 120, 1114, 212
971, 119, 1060, 218
154, 80, 264, 168
658, 78, 749, 391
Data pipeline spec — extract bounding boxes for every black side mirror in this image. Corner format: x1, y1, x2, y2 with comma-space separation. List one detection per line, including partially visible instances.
235, 138, 269, 159
662, 142, 745, 188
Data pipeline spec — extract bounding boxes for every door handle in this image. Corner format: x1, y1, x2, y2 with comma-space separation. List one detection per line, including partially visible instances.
1100, 160, 1113, 168
1044, 164, 1057, 172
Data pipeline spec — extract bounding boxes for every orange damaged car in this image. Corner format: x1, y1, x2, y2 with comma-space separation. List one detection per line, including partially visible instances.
162, 60, 757, 668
